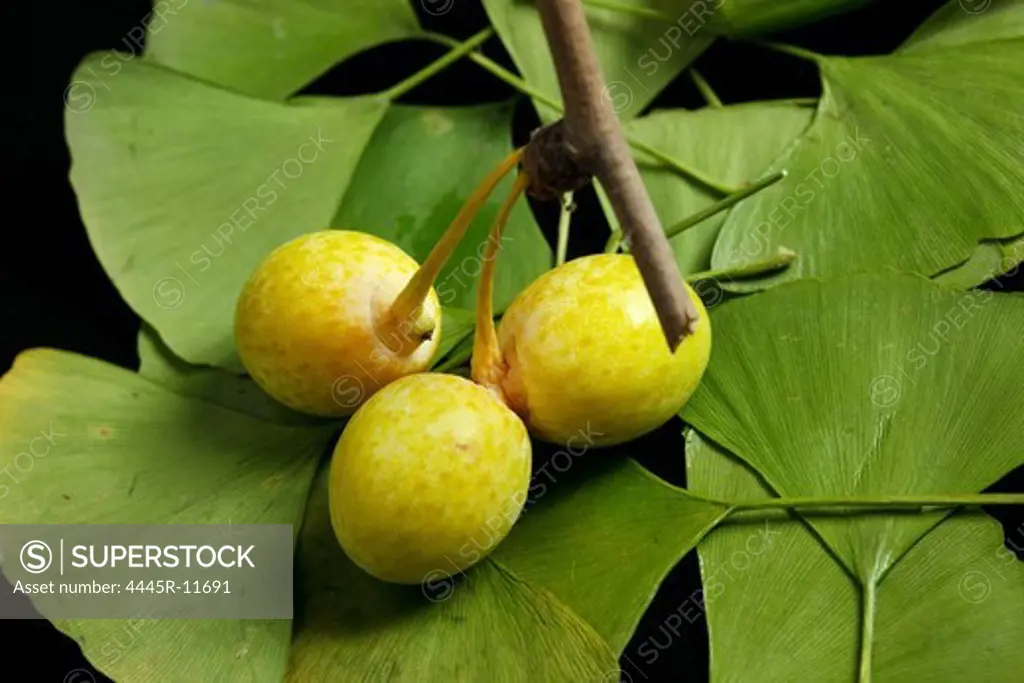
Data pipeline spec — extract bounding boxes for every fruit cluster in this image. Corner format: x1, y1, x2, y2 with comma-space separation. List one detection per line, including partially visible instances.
234, 152, 712, 584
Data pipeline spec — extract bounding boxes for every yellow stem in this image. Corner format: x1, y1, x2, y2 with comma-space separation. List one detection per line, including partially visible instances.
471, 172, 529, 391
383, 148, 525, 351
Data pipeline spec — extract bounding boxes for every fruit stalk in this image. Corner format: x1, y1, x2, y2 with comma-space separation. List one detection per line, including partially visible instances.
605, 170, 788, 253
725, 492, 1024, 511
471, 172, 529, 394
530, 0, 699, 351
382, 147, 525, 350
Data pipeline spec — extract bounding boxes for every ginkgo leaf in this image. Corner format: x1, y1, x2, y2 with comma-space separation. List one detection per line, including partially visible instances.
333, 103, 551, 314
493, 459, 729, 652
687, 432, 859, 682
683, 273, 1024, 584
0, 349, 335, 682
900, 0, 1024, 53
287, 466, 615, 682
622, 100, 814, 274
136, 324, 322, 425
933, 234, 1024, 289
144, 0, 422, 100
287, 458, 727, 680
711, 4, 1024, 289
67, 60, 549, 374
483, 0, 714, 120
688, 431, 1024, 683
67, 56, 387, 372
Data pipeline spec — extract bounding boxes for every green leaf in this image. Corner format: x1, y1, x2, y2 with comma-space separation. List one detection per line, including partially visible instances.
622, 100, 814, 274
709, 0, 873, 35
710, 11, 1024, 289
483, 0, 713, 119
287, 466, 617, 682
288, 458, 727, 679
933, 234, 1024, 289
0, 349, 334, 682
901, 0, 1024, 53
145, 0, 422, 100
332, 103, 551, 314
67, 61, 548, 374
687, 432, 859, 682
494, 459, 728, 652
683, 273, 1024, 583
67, 56, 387, 371
688, 431, 1024, 683
136, 324, 323, 425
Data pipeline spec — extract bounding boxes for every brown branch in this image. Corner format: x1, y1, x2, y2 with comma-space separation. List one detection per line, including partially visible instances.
524, 0, 699, 349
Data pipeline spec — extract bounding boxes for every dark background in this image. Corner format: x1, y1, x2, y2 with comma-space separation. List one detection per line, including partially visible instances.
5, 0, 1022, 681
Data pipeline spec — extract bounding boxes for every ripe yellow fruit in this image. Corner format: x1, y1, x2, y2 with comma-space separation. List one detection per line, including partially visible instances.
497, 253, 712, 447
235, 231, 441, 417
329, 373, 531, 584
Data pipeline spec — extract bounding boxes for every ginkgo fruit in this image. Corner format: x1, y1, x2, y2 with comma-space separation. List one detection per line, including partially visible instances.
493, 253, 712, 447
235, 231, 441, 417
329, 173, 532, 584
234, 150, 523, 417
329, 373, 532, 583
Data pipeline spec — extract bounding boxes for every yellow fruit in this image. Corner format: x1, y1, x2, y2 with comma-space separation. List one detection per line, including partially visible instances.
496, 253, 711, 447
235, 231, 441, 417
329, 373, 531, 584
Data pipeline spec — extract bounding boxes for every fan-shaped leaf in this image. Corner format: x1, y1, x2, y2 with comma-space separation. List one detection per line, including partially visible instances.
622, 100, 814, 274
688, 432, 1024, 683
901, 0, 1024, 52
136, 325, 321, 424
493, 459, 729, 652
287, 468, 616, 682
67, 60, 548, 374
711, 6, 1024, 289
145, 0, 422, 100
684, 273, 1024, 583
333, 103, 551, 314
0, 349, 334, 682
67, 56, 387, 371
287, 458, 727, 680
933, 234, 1024, 289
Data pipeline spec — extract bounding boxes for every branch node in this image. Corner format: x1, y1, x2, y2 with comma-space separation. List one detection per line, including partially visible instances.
522, 120, 594, 201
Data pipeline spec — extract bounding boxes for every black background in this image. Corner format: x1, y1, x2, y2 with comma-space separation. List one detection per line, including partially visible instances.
5, 1, 1023, 681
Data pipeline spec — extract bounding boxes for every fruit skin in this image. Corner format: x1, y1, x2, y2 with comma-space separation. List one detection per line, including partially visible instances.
330, 373, 531, 584
497, 253, 711, 447
235, 231, 441, 417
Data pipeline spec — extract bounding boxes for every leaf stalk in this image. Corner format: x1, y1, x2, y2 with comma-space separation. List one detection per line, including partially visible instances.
689, 68, 723, 108
606, 171, 786, 253
726, 493, 1024, 511
858, 580, 877, 683
384, 28, 494, 100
